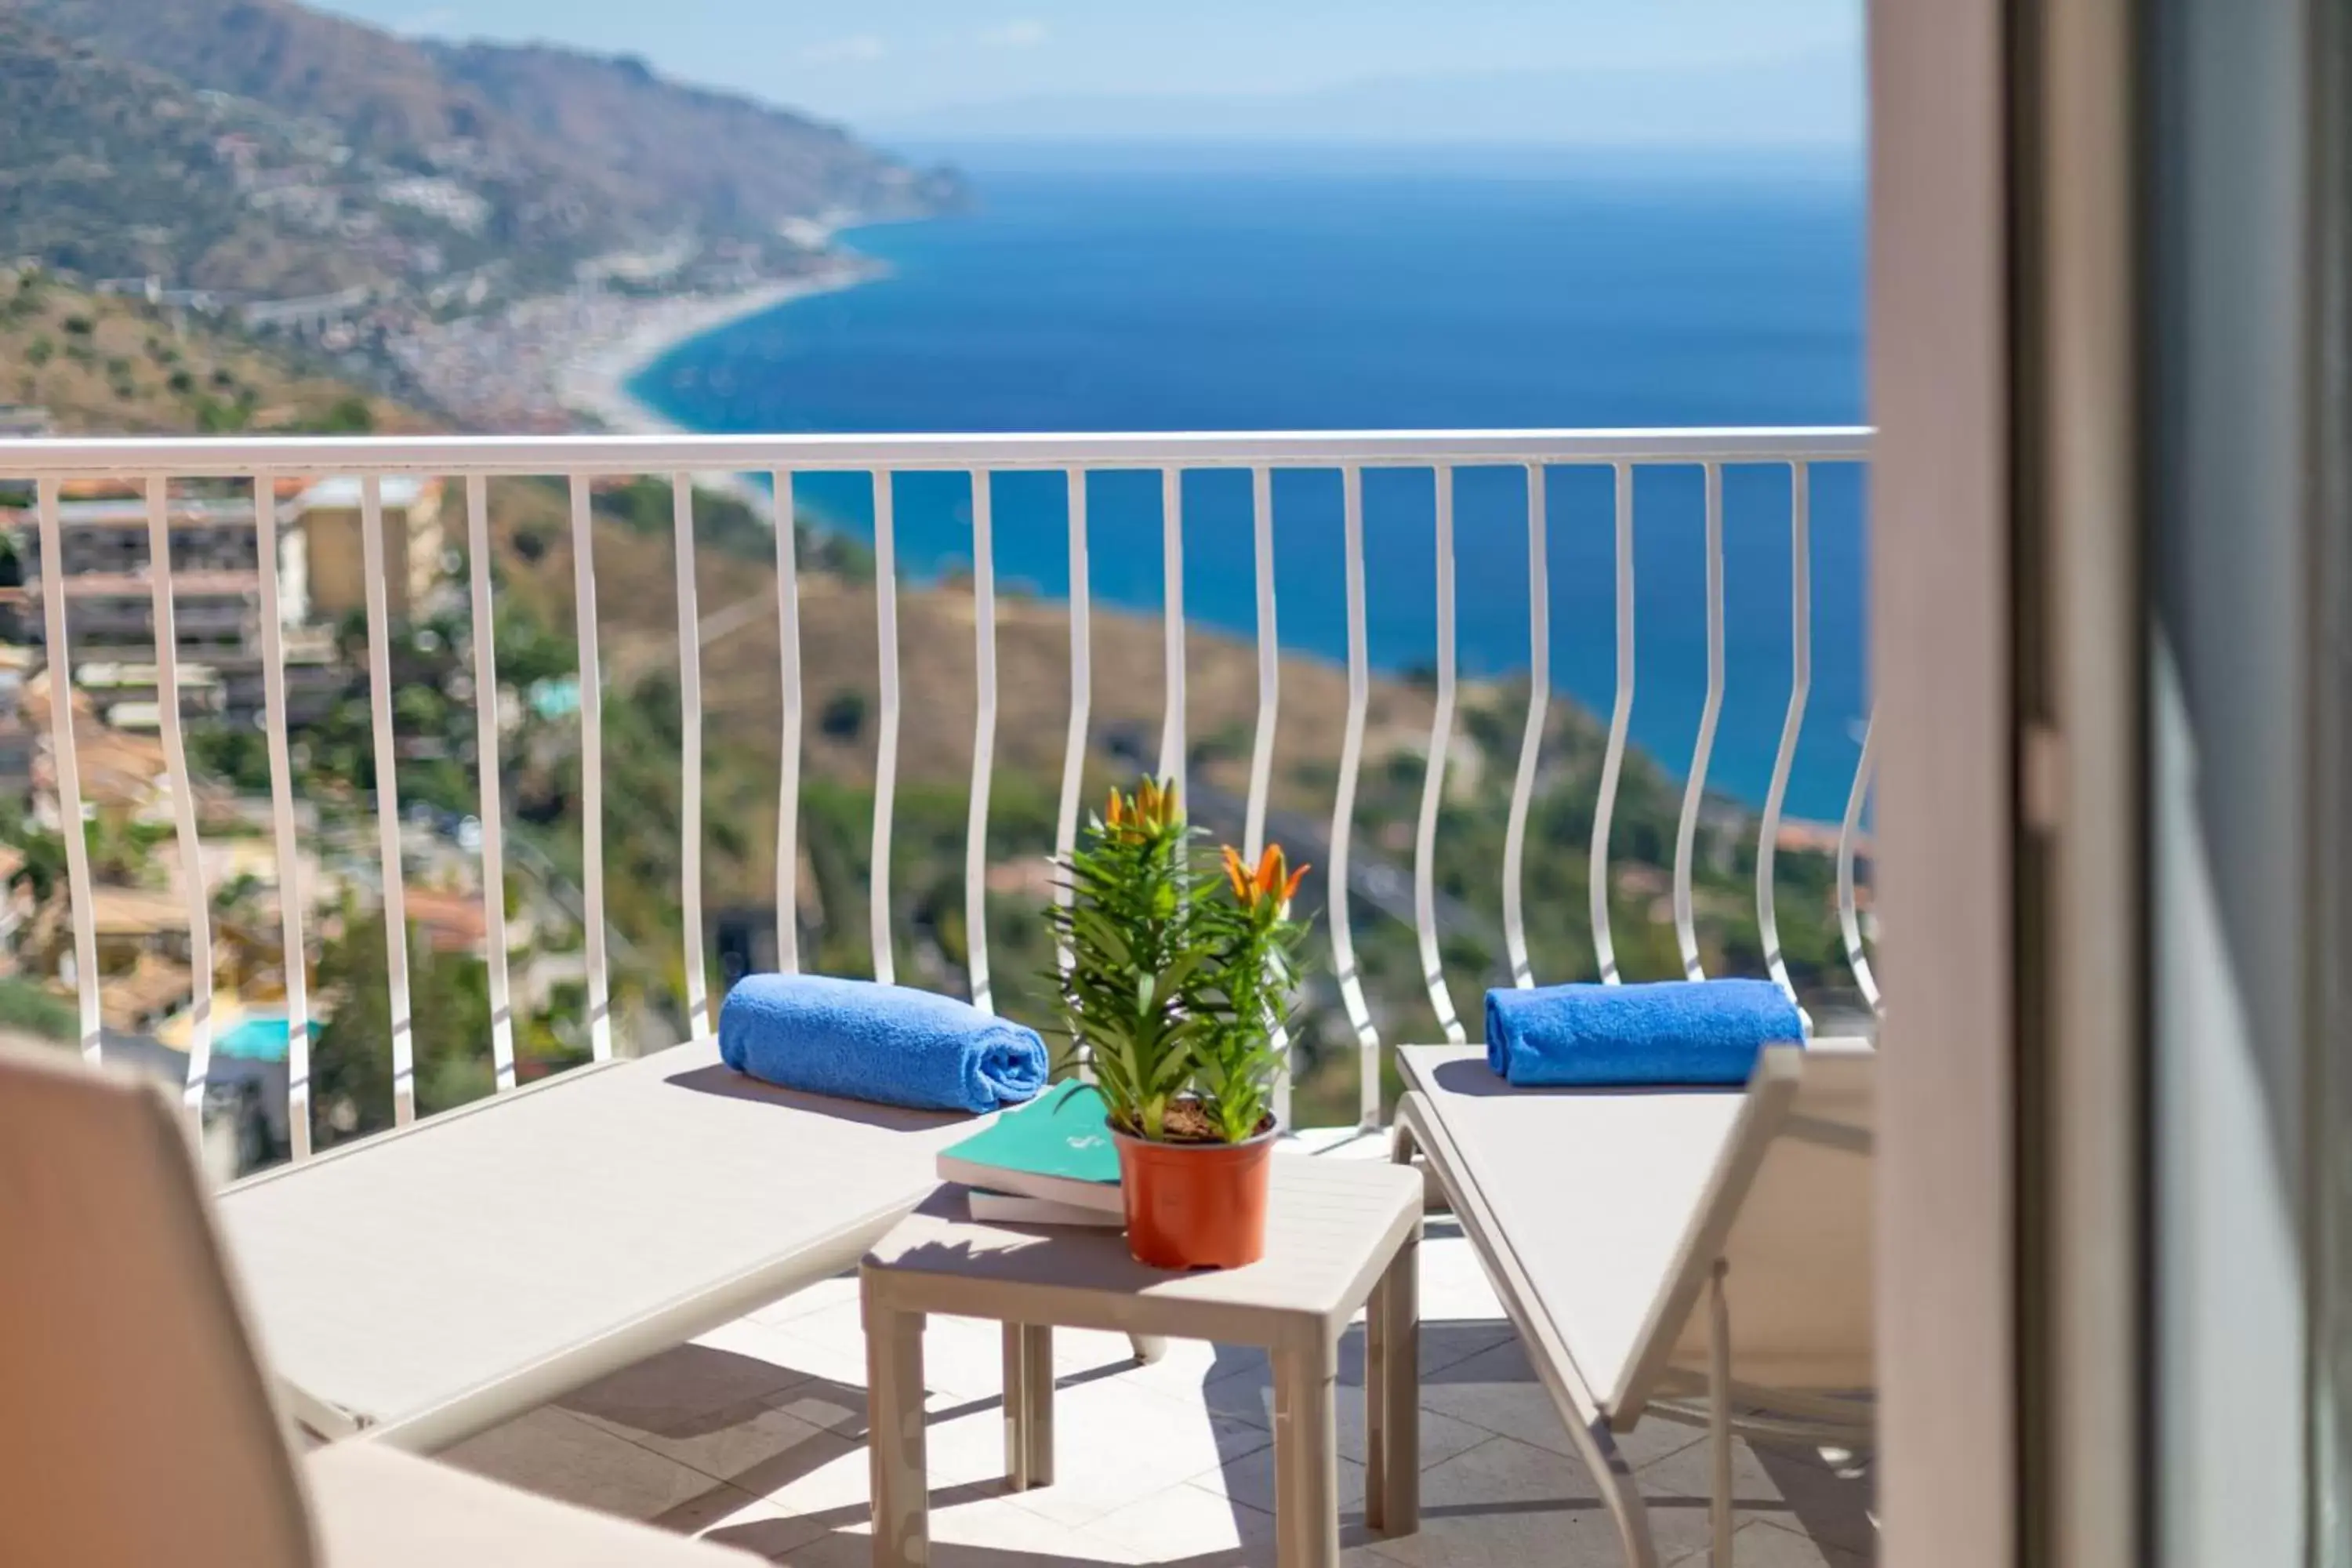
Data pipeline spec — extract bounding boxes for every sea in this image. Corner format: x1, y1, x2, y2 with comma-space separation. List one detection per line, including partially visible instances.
630, 144, 1869, 822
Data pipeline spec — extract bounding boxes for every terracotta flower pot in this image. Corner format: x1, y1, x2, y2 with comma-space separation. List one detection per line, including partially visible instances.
1112, 1123, 1277, 1269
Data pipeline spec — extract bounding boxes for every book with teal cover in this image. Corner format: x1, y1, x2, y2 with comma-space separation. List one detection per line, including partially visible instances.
935, 1080, 1123, 1214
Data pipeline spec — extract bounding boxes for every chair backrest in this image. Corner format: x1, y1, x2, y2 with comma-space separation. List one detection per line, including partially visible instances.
0, 1041, 317, 1568
1611, 1039, 1876, 1418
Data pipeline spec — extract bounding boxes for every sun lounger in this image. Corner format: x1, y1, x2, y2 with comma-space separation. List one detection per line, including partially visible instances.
0, 1040, 759, 1567
213, 1039, 986, 1451
1392, 1038, 1874, 1568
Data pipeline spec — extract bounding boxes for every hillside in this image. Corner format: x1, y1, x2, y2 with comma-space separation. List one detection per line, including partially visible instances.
5, 0, 959, 268
0, 267, 419, 433
0, 16, 383, 296
424, 43, 962, 236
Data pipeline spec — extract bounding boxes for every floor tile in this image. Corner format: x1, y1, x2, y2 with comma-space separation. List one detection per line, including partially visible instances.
1080, 1477, 1399, 1566
1412, 1225, 1510, 1325
1663, 1518, 1873, 1568
742, 1272, 863, 1327
746, 1491, 1131, 1566
441, 1405, 750, 1528
959, 1376, 1276, 1530
1199, 1364, 1490, 1484
576, 1388, 863, 1499
1417, 1338, 1700, 1468
557, 1339, 811, 1439
1634, 1429, 1875, 1555
1337, 1432, 1647, 1566
1192, 1427, 1372, 1519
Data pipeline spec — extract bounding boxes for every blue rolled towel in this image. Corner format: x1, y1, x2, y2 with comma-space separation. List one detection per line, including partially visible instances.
1484, 978, 1803, 1088
719, 974, 1048, 1113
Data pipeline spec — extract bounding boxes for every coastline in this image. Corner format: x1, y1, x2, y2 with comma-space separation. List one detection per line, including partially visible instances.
557, 259, 882, 434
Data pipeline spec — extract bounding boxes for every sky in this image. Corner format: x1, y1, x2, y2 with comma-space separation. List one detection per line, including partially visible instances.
311, 0, 1864, 147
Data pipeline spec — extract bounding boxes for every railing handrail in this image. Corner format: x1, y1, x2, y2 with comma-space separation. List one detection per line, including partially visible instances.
0, 426, 1875, 477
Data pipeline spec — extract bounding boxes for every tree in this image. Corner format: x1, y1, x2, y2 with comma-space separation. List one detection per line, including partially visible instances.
311, 395, 375, 434
308, 902, 494, 1148
0, 800, 67, 909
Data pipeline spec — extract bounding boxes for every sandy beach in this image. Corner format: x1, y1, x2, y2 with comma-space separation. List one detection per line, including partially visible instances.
557, 261, 880, 434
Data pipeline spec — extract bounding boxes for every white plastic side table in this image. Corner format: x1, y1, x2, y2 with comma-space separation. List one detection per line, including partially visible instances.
859, 1156, 1425, 1568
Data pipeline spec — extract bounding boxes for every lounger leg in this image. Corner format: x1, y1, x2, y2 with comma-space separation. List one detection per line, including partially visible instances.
1002, 1323, 1054, 1490
1365, 1223, 1421, 1535
1710, 1259, 1733, 1565
863, 1283, 927, 1568
1584, 1421, 1663, 1568
1128, 1334, 1168, 1364
1272, 1334, 1341, 1568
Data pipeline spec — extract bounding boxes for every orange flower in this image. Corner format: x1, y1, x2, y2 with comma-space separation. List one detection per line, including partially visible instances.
1253, 846, 1282, 902
1222, 844, 1311, 909
1105, 786, 1126, 829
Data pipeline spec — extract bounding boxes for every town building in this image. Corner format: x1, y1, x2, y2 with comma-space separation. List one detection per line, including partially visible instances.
294, 474, 447, 624
0, 480, 373, 725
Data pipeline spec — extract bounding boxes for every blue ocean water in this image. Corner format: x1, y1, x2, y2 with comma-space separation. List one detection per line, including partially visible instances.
634, 147, 1868, 820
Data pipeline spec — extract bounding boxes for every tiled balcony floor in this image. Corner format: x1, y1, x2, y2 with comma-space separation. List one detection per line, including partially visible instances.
441, 1197, 1875, 1567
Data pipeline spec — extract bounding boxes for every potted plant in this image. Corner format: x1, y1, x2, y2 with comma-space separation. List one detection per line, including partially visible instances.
1047, 776, 1310, 1269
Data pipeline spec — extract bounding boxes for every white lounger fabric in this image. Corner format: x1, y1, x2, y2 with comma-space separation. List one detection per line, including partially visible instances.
217, 1040, 979, 1448
1397, 1040, 1873, 1426
0, 1040, 760, 1567
1396, 1044, 1746, 1415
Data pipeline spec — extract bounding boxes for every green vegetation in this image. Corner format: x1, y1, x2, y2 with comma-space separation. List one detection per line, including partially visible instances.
0, 268, 412, 434
0, 976, 76, 1041
305, 904, 592, 1149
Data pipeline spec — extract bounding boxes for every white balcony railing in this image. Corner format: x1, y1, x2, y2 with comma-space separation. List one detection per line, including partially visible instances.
5, 428, 1877, 1163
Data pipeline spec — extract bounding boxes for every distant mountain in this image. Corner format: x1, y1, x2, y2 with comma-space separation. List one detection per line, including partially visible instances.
4, 0, 956, 267
875, 52, 1863, 153
0, 15, 380, 295
423, 42, 960, 238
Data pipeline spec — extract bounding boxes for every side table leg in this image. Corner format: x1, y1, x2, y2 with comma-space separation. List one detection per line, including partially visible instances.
1272, 1335, 1341, 1568
863, 1286, 927, 1568
1001, 1323, 1055, 1489
1366, 1225, 1421, 1534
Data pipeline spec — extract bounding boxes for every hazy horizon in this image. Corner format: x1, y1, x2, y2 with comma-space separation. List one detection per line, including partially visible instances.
312, 0, 1864, 151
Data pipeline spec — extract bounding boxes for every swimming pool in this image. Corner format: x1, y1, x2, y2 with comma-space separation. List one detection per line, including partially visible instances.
215, 1014, 291, 1062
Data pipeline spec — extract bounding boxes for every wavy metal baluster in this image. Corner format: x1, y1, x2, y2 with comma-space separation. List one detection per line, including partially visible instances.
1327, 465, 1381, 1127
1838, 714, 1882, 1014
672, 475, 710, 1040
1589, 463, 1635, 983
34, 481, 99, 1064
1502, 463, 1549, 989
1158, 467, 1186, 803
1240, 465, 1290, 1123
145, 478, 214, 1129
870, 470, 901, 985
463, 475, 517, 1090
964, 470, 999, 1013
1757, 463, 1813, 999
359, 474, 416, 1123
1053, 469, 1091, 978
1243, 464, 1279, 862
1671, 462, 1726, 981
252, 472, 312, 1146
1414, 465, 1466, 1044
773, 470, 802, 976
568, 475, 612, 1059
